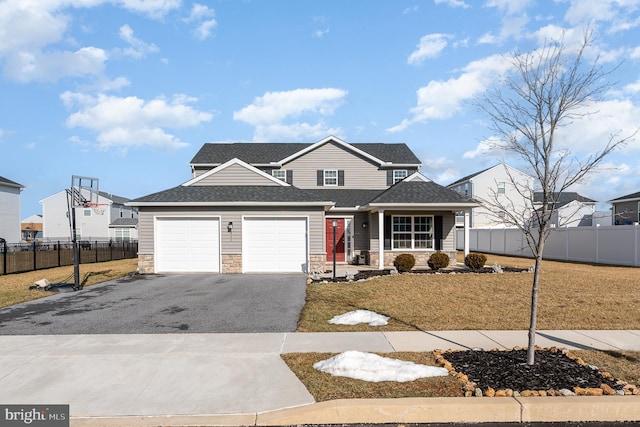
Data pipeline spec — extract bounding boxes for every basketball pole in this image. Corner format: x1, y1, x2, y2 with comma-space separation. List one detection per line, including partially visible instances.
71, 203, 81, 290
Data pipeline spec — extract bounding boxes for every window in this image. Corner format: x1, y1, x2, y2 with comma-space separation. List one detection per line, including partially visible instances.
83, 209, 92, 217
324, 170, 338, 186
115, 228, 130, 242
272, 170, 287, 182
497, 182, 506, 194
392, 216, 433, 250
393, 170, 408, 184
119, 207, 124, 218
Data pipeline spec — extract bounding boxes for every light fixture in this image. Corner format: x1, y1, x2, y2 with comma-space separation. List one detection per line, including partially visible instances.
227, 222, 233, 232
332, 220, 337, 228
362, 222, 368, 229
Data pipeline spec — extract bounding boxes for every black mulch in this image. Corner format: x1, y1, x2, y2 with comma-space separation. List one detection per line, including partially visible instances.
311, 266, 530, 283
441, 349, 624, 393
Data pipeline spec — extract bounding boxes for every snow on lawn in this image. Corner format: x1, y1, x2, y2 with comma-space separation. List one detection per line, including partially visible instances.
328, 309, 389, 326
313, 350, 450, 382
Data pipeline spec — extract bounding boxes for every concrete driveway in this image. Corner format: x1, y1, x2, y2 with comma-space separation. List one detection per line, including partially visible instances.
0, 273, 308, 335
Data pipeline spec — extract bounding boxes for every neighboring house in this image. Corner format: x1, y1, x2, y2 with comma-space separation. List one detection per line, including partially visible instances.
610, 191, 640, 225
128, 136, 478, 274
447, 163, 534, 228
0, 176, 24, 243
41, 190, 138, 241
21, 214, 43, 241
533, 192, 597, 227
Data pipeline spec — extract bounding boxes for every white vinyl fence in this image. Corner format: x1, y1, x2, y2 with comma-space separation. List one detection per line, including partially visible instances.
456, 224, 640, 267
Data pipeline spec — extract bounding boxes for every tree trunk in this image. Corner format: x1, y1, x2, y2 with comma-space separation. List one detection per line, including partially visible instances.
527, 230, 546, 365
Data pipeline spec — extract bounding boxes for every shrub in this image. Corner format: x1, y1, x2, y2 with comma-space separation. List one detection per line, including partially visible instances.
427, 252, 450, 270
465, 253, 487, 271
393, 253, 416, 273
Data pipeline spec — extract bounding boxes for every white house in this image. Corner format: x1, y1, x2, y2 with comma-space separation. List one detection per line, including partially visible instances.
41, 190, 138, 242
21, 214, 43, 241
448, 163, 534, 228
0, 176, 24, 243
533, 192, 597, 227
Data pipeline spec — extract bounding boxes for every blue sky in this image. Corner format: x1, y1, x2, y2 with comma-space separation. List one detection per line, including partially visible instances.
2, 0, 640, 218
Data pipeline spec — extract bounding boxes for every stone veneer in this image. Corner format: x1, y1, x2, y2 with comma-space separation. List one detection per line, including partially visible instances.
138, 254, 154, 274
221, 254, 242, 273
384, 251, 457, 269
309, 254, 326, 273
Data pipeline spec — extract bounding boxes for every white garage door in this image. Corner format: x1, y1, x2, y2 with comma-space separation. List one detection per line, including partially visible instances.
155, 217, 220, 273
243, 217, 308, 273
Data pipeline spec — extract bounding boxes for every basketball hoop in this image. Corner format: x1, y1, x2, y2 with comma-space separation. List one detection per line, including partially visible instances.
86, 203, 107, 215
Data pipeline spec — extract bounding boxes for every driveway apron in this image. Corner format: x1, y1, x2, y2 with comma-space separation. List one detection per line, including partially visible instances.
0, 274, 308, 335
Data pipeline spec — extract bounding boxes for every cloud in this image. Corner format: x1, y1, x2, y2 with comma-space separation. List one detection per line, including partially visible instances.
0, 0, 179, 81
434, 0, 470, 9
184, 4, 217, 40
388, 54, 511, 132
477, 0, 532, 44
407, 33, 451, 65
115, 24, 159, 59
61, 91, 213, 151
462, 136, 503, 159
233, 88, 347, 141
564, 0, 640, 33
3, 46, 108, 82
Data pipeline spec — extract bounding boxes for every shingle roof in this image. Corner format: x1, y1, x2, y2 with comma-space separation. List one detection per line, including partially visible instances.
0, 176, 24, 188
110, 218, 138, 227
99, 192, 130, 205
369, 181, 478, 205
610, 191, 640, 202
447, 165, 495, 187
128, 185, 335, 205
190, 142, 420, 165
303, 189, 385, 208
533, 192, 597, 208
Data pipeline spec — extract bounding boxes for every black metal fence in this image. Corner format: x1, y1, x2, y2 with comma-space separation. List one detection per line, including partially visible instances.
0, 240, 138, 275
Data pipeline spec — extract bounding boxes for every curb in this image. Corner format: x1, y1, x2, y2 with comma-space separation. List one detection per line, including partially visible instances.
71, 396, 640, 426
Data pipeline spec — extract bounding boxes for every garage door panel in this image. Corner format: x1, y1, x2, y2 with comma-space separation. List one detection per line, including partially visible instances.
156, 217, 220, 273
243, 218, 308, 273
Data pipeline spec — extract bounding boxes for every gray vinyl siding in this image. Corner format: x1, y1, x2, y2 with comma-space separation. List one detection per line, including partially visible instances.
284, 140, 387, 189
137, 206, 325, 255
191, 163, 281, 186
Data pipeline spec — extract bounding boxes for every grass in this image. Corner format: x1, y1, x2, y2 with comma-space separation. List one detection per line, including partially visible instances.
297, 253, 640, 331
283, 349, 640, 401
0, 258, 138, 308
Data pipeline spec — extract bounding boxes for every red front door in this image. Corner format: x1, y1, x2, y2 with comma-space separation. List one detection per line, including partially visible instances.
326, 218, 345, 262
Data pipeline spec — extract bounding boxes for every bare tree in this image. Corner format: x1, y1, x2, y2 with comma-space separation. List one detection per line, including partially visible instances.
475, 30, 636, 365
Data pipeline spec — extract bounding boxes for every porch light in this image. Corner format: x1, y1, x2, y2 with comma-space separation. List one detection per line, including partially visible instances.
227, 222, 233, 232
362, 222, 368, 229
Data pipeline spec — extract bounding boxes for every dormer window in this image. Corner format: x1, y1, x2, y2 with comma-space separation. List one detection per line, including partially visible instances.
272, 170, 287, 182
393, 169, 408, 184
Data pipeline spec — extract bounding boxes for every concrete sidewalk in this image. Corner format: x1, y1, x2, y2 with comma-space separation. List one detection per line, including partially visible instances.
1, 330, 639, 425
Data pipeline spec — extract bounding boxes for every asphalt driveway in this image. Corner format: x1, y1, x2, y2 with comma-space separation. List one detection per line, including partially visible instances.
0, 274, 308, 335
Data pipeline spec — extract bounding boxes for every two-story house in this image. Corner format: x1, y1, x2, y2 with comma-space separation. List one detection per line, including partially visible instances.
0, 176, 24, 243
533, 192, 597, 227
448, 163, 534, 228
610, 191, 640, 225
129, 136, 478, 274
41, 190, 138, 242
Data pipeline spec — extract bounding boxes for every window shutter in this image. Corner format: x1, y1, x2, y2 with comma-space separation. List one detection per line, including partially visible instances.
434, 216, 443, 251
384, 216, 391, 250
338, 170, 345, 186
317, 170, 323, 186
286, 170, 293, 185
386, 170, 393, 186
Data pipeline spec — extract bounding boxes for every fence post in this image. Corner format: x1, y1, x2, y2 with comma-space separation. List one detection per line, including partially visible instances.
595, 224, 600, 264
95, 241, 98, 263
33, 241, 37, 271
635, 223, 639, 267
2, 240, 6, 275
57, 241, 61, 267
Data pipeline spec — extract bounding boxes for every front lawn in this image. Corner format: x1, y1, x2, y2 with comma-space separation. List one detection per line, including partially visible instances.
297, 254, 640, 331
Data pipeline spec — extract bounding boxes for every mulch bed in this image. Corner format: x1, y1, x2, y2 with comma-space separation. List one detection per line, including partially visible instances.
311, 266, 530, 283
436, 348, 637, 397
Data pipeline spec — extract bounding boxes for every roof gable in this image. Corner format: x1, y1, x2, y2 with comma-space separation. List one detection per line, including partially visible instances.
448, 163, 532, 187
183, 158, 289, 187
0, 176, 24, 189
610, 191, 640, 203
367, 180, 479, 207
189, 136, 421, 167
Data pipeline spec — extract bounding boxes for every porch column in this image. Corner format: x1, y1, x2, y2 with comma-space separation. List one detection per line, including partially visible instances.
378, 209, 385, 269
464, 209, 470, 257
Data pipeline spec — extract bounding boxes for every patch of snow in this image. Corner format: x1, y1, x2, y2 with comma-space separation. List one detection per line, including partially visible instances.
328, 309, 389, 326
313, 350, 449, 382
